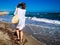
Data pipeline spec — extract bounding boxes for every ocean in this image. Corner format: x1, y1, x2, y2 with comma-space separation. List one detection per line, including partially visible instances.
0, 12, 60, 45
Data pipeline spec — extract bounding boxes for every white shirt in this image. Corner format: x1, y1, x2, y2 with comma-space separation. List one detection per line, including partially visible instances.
14, 8, 26, 30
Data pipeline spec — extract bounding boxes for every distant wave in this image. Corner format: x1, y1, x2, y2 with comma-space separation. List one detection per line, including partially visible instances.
26, 17, 60, 25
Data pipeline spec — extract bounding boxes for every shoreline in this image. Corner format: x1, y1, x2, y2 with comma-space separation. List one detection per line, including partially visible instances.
0, 21, 45, 45
0, 21, 60, 45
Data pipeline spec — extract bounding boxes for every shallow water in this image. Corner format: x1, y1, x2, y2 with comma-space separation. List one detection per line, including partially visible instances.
24, 24, 60, 45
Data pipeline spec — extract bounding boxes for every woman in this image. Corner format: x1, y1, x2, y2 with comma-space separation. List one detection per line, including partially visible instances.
14, 2, 26, 43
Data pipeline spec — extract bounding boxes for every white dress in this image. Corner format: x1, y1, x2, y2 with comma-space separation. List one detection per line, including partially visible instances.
14, 8, 26, 30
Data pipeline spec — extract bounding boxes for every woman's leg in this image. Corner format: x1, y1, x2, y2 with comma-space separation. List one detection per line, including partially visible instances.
16, 30, 20, 40
19, 30, 23, 42
15, 24, 20, 40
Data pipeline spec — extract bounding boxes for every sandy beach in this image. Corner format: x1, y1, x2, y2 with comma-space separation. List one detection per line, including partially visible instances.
0, 22, 45, 45
0, 12, 9, 15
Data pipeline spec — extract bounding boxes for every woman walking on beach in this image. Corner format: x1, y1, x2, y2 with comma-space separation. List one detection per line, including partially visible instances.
14, 2, 26, 43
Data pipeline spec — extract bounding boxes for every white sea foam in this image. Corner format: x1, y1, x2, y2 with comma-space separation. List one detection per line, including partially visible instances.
0, 18, 4, 21
26, 17, 60, 25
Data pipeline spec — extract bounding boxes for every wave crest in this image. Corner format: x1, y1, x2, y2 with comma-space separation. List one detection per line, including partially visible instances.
26, 17, 60, 25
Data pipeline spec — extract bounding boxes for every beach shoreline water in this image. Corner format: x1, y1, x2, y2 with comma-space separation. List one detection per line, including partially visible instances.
24, 24, 60, 45
0, 21, 60, 45
0, 12, 60, 45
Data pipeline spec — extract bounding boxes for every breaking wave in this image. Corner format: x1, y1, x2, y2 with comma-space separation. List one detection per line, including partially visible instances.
26, 17, 60, 25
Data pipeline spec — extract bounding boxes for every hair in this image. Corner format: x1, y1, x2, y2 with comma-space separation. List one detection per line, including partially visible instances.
17, 2, 26, 9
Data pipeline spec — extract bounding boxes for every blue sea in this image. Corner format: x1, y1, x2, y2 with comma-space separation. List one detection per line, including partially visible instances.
0, 12, 60, 45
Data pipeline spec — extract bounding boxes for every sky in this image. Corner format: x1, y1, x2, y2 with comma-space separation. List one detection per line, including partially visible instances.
0, 0, 60, 12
